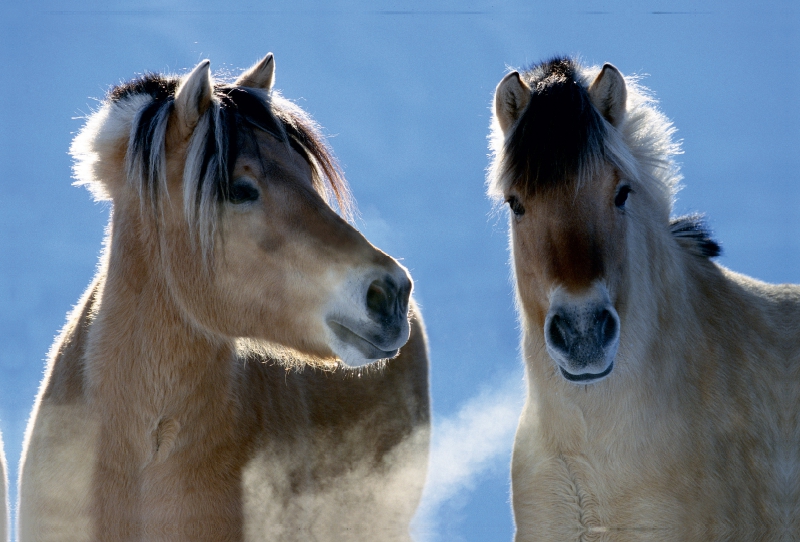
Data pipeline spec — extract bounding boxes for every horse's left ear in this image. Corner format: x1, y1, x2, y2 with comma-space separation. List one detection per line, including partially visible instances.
588, 63, 627, 127
235, 53, 275, 90
174, 59, 213, 136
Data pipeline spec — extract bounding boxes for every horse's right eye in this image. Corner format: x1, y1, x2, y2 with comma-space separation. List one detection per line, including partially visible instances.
229, 179, 260, 204
507, 195, 526, 217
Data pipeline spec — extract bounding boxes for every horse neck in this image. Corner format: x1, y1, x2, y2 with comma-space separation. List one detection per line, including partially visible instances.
85, 203, 233, 405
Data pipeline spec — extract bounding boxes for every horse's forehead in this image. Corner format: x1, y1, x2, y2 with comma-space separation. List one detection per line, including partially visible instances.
518, 173, 622, 289
237, 129, 312, 182
531, 168, 615, 208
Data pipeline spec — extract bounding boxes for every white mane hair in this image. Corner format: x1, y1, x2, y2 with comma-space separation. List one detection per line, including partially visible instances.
70, 73, 348, 258
487, 61, 682, 214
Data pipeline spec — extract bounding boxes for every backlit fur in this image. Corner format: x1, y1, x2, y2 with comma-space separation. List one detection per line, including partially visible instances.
489, 57, 799, 541
19, 56, 430, 541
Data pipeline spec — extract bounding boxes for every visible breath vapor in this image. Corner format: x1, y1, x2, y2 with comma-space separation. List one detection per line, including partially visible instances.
411, 376, 525, 541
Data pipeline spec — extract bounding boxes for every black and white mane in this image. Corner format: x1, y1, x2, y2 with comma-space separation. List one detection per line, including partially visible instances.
74, 72, 350, 252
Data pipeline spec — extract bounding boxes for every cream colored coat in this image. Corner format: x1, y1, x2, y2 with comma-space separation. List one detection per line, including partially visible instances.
512, 265, 797, 541
490, 59, 798, 542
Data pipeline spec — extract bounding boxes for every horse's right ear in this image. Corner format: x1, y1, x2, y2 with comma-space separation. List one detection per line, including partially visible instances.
234, 53, 275, 91
494, 71, 531, 134
588, 63, 627, 127
174, 59, 213, 136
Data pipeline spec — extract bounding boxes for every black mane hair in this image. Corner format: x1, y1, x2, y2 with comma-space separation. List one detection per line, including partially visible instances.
503, 57, 607, 196
669, 214, 721, 259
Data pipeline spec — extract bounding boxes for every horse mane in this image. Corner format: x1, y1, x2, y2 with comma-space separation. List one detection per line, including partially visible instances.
669, 214, 721, 259
488, 57, 681, 212
493, 58, 608, 197
72, 71, 351, 253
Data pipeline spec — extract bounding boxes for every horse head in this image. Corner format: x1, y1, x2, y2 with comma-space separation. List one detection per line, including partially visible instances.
72, 54, 411, 367
490, 59, 666, 384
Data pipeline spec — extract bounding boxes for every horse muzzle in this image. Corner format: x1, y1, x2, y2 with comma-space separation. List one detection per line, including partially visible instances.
326, 269, 412, 367
544, 286, 620, 384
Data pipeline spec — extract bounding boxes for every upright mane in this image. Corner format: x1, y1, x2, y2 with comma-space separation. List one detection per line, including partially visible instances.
495, 58, 608, 195
669, 214, 722, 258
488, 57, 681, 211
72, 72, 352, 253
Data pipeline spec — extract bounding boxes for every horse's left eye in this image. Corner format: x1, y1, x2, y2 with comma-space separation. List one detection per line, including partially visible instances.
229, 179, 260, 204
614, 185, 632, 209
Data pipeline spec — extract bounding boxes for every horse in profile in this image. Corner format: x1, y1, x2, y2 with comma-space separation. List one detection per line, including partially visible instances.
489, 57, 799, 541
19, 54, 429, 541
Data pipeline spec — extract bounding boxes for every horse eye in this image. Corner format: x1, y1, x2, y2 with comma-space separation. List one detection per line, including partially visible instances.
507, 195, 526, 217
229, 178, 260, 204
614, 184, 632, 209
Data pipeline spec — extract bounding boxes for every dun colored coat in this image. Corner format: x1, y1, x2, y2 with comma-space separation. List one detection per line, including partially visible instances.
490, 58, 799, 542
19, 54, 430, 541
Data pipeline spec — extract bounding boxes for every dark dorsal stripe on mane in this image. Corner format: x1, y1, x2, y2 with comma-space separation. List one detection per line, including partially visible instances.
109, 73, 179, 103
670, 215, 721, 258
504, 57, 607, 196
108, 73, 349, 230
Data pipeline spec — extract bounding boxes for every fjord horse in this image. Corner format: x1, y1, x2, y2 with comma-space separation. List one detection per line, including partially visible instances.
19, 54, 429, 541
490, 58, 799, 541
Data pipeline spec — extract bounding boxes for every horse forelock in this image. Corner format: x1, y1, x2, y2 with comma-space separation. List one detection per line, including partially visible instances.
487, 58, 679, 208
73, 72, 351, 257
496, 58, 608, 198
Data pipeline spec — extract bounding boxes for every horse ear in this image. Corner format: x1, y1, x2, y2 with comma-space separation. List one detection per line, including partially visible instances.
494, 71, 531, 134
234, 53, 275, 90
588, 63, 627, 127
174, 59, 213, 135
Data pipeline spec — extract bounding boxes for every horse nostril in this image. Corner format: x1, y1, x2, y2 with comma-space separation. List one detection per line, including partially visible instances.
367, 281, 388, 316
547, 314, 570, 353
366, 278, 397, 323
597, 309, 618, 347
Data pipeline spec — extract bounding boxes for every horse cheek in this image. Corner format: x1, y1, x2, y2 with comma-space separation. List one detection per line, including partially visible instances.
605, 210, 630, 310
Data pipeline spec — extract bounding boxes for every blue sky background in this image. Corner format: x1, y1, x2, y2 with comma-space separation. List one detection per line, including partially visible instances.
1, 1, 798, 540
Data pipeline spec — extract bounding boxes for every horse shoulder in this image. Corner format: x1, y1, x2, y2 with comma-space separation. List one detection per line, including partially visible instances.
18, 276, 102, 541
681, 265, 790, 528
701, 266, 786, 386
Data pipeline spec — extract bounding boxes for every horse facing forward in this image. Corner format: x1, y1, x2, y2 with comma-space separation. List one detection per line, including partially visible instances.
18, 54, 430, 541
490, 58, 799, 541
